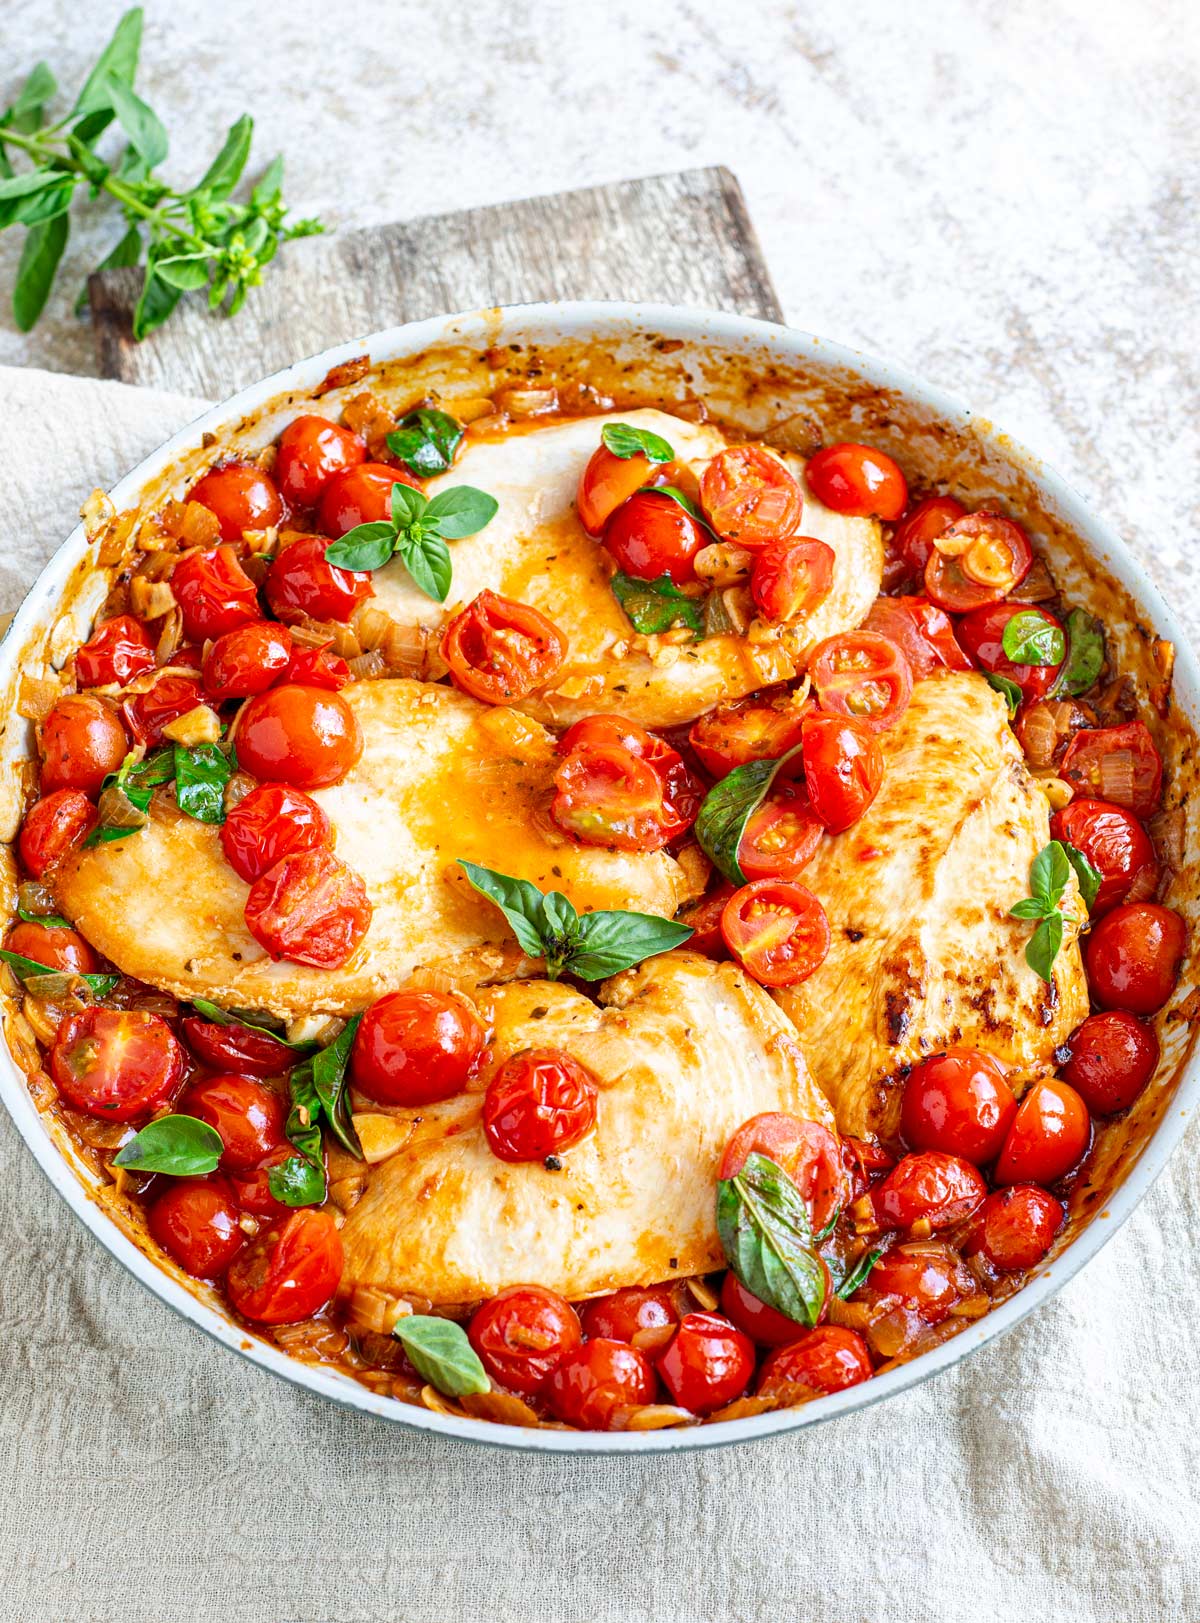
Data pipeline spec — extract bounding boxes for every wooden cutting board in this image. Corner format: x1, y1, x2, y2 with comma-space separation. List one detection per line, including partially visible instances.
88, 166, 782, 398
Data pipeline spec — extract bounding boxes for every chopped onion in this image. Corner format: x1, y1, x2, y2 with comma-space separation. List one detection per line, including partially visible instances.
1017, 702, 1059, 767
493, 385, 558, 418
346, 649, 387, 681
1098, 748, 1137, 805
618, 1405, 695, 1432
17, 671, 63, 722
693, 543, 752, 587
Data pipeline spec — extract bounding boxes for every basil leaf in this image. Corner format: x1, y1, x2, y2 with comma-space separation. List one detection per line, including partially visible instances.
1030, 840, 1071, 908
72, 8, 143, 126
250, 154, 284, 208
390, 480, 426, 529
387, 409, 464, 477
1062, 842, 1102, 913
395, 529, 452, 603
835, 1247, 884, 1300
601, 422, 673, 464
324, 522, 396, 572
1057, 607, 1106, 696
8, 62, 58, 122
17, 908, 70, 928
1008, 897, 1048, 921
113, 1114, 222, 1176
0, 949, 117, 999
13, 212, 69, 332
0, 174, 75, 230
1000, 608, 1066, 668
716, 1151, 827, 1328
189, 996, 314, 1053
1026, 909, 1064, 984
153, 254, 210, 292
393, 1316, 490, 1397
310, 1015, 363, 1159
194, 114, 253, 201
639, 484, 719, 542
174, 742, 232, 824
105, 74, 168, 168
268, 1152, 326, 1208
272, 1063, 326, 1206
611, 571, 704, 637
565, 909, 694, 980
73, 224, 142, 315
986, 671, 1022, 718
131, 268, 181, 341
695, 747, 803, 886
456, 861, 556, 961
422, 485, 499, 541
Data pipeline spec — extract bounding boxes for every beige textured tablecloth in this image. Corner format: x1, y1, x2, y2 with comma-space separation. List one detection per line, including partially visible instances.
1, 364, 1197, 1623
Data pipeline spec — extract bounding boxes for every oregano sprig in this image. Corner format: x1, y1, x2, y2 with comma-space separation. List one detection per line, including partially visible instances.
324, 479, 498, 603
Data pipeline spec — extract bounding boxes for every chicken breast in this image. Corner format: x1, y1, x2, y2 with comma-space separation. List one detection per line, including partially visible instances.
774, 671, 1090, 1136
369, 409, 883, 729
52, 681, 698, 1019
338, 951, 835, 1305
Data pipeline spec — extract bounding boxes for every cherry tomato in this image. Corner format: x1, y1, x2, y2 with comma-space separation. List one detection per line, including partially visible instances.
317, 462, 421, 537
182, 1074, 285, 1171
861, 1242, 973, 1324
841, 1135, 896, 1199
1060, 722, 1163, 819
700, 445, 804, 548
482, 1049, 599, 1164
75, 614, 156, 689
219, 782, 331, 883
50, 1007, 183, 1121
809, 631, 913, 732
558, 718, 704, 842
750, 537, 836, 622
720, 879, 830, 988
1084, 902, 1185, 1015
123, 673, 205, 746
275, 415, 366, 507
688, 691, 811, 779
675, 882, 736, 958
580, 1284, 682, 1345
244, 847, 372, 969
203, 621, 293, 699
1059, 1010, 1159, 1114
352, 989, 486, 1107
891, 494, 966, 579
181, 1013, 295, 1077
718, 1113, 845, 1233
956, 602, 1065, 705
148, 1180, 245, 1279
737, 789, 824, 880
603, 490, 707, 584
1050, 799, 1157, 919
993, 1079, 1091, 1186
235, 684, 362, 789
552, 743, 686, 852
226, 1208, 344, 1325
900, 1048, 1018, 1165
861, 594, 971, 681
800, 712, 883, 833
40, 695, 128, 795
964, 1186, 1064, 1271
265, 535, 375, 624
5, 919, 96, 975
468, 1285, 582, 1394
541, 1339, 656, 1429
227, 1144, 298, 1219
18, 790, 96, 877
871, 1151, 987, 1230
441, 591, 567, 705
656, 1311, 754, 1414
923, 512, 1032, 611
287, 642, 351, 690
170, 544, 262, 641
189, 464, 283, 540
720, 1271, 818, 1347
806, 442, 907, 521
756, 1326, 873, 1397
576, 443, 658, 536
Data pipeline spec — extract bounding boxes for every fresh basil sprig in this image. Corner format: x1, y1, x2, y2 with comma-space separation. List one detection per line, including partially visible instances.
323, 479, 498, 603
1054, 607, 1106, 697
986, 671, 1022, 718
173, 742, 234, 824
611, 571, 705, 638
833, 1246, 885, 1300
113, 1114, 222, 1176
84, 747, 174, 846
1001, 608, 1066, 667
393, 1316, 490, 1397
190, 996, 316, 1054
601, 422, 674, 463
269, 1015, 364, 1208
386, 409, 464, 477
1009, 840, 1082, 982
695, 746, 804, 886
0, 948, 118, 999
716, 1150, 828, 1328
458, 861, 692, 980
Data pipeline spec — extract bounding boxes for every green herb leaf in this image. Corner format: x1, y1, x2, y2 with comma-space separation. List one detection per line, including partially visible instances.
1009, 840, 1077, 983
251, 153, 284, 208
75, 223, 141, 313
194, 113, 253, 201
104, 73, 167, 168
601, 422, 674, 464
0, 949, 118, 999
1008, 897, 1048, 921
189, 996, 315, 1053
716, 1151, 827, 1328
173, 742, 233, 824
695, 747, 803, 886
272, 1064, 326, 1207
323, 522, 397, 572
1030, 839, 1072, 907
394, 528, 452, 603
986, 671, 1023, 718
1062, 842, 1102, 913
1000, 608, 1066, 667
390, 480, 426, 529
392, 1316, 490, 1396
267, 1153, 325, 1207
8, 62, 58, 122
72, 7, 143, 124
84, 747, 175, 844
422, 485, 499, 542
309, 1015, 363, 1159
13, 211, 69, 331
131, 268, 181, 341
835, 1247, 884, 1300
560, 908, 693, 980
455, 861, 558, 961
1056, 607, 1106, 697
387, 409, 464, 477
113, 1114, 222, 1176
0, 172, 75, 230
611, 571, 704, 637
637, 484, 719, 541
17, 907, 70, 928
153, 254, 211, 291
1026, 910, 1065, 983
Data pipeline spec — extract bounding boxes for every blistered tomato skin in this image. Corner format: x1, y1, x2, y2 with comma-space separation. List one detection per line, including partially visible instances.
861, 1243, 973, 1324
805, 443, 908, 521
226, 1208, 344, 1325
720, 880, 831, 989
1060, 722, 1163, 819
203, 621, 293, 699
892, 494, 965, 578
900, 1049, 1017, 1166
244, 848, 372, 969
1059, 1011, 1159, 1114
219, 782, 332, 884
235, 685, 363, 789
756, 1326, 873, 1397
656, 1312, 754, 1414
352, 989, 487, 1107
189, 464, 283, 540
1084, 903, 1186, 1016
123, 673, 206, 747
40, 695, 128, 796
182, 1075, 285, 1171
265, 535, 375, 624
993, 1079, 1091, 1187
964, 1186, 1064, 1272
700, 445, 804, 548
5, 920, 96, 975
441, 591, 567, 705
50, 1007, 183, 1121
482, 1050, 599, 1164
871, 1151, 987, 1231
1050, 800, 1157, 918
181, 1014, 295, 1077
468, 1286, 582, 1394
148, 1181, 245, 1279
18, 790, 96, 876
720, 1271, 815, 1347
809, 631, 913, 732
603, 490, 706, 584
576, 444, 654, 536
317, 462, 421, 537
800, 713, 883, 833
580, 1285, 681, 1345
541, 1339, 656, 1429
228, 1145, 297, 1219
75, 614, 156, 688
275, 415, 366, 507
689, 694, 810, 779
170, 544, 262, 641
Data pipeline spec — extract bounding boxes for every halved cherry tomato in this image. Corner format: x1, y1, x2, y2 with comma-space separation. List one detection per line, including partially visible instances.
235, 684, 362, 789
482, 1049, 598, 1164
227, 1144, 298, 1219
542, 1339, 655, 1429
871, 1151, 986, 1231
580, 1284, 683, 1346
737, 789, 824, 880
809, 631, 913, 732
1060, 722, 1163, 819
40, 695, 128, 795
18, 790, 96, 877
552, 745, 676, 852
718, 1113, 845, 1234
841, 1135, 896, 1200
170, 544, 262, 641
806, 442, 907, 521
181, 1013, 295, 1078
674, 882, 736, 958
123, 673, 205, 746
756, 1326, 873, 1397
149, 1180, 245, 1279
993, 1079, 1091, 1186
688, 691, 811, 779
203, 621, 293, 699
286, 642, 351, 690
860, 1241, 973, 1325
656, 1311, 754, 1414
720, 880, 830, 988
275, 415, 366, 507
576, 443, 658, 536
900, 1048, 1017, 1166
603, 490, 706, 584
891, 494, 966, 579
749, 537, 835, 622
226, 1208, 343, 1325
265, 535, 375, 624
75, 614, 156, 689
963, 1186, 1064, 1272
244, 847, 372, 969
923, 512, 1032, 611
220, 782, 332, 883
700, 445, 804, 548
1059, 1010, 1159, 1114
800, 712, 883, 833
862, 595, 971, 680
441, 591, 567, 705
5, 920, 96, 975
468, 1286, 582, 1395
1084, 902, 1185, 1015
1050, 799, 1157, 918
182, 1074, 285, 1171
189, 464, 283, 540
956, 602, 1065, 705
317, 462, 421, 537
720, 1272, 817, 1347
352, 989, 486, 1107
50, 1007, 183, 1121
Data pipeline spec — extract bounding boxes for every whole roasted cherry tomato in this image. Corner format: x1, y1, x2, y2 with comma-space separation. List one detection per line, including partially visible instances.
577, 442, 661, 536
5, 919, 96, 975
441, 591, 567, 705
860, 1242, 973, 1324
809, 631, 913, 731
235, 684, 362, 789
719, 1113, 844, 1233
756, 1326, 873, 1397
182, 1074, 285, 1170
891, 494, 966, 579
75, 614, 156, 688
964, 1185, 1064, 1271
1060, 722, 1163, 819
603, 490, 707, 584
226, 1208, 344, 1324
265, 535, 375, 624
181, 1013, 295, 1078
244, 848, 372, 969
227, 1144, 298, 1219
806, 442, 907, 521
275, 415, 366, 507
1050, 799, 1157, 918
40, 695, 128, 795
1059, 1010, 1159, 1114
720, 1271, 820, 1347
220, 782, 332, 883
171, 544, 262, 641
482, 1050, 598, 1164
352, 989, 486, 1106
993, 1079, 1091, 1186
862, 594, 971, 680
871, 1151, 987, 1230
1084, 902, 1185, 1015
688, 691, 811, 779
700, 445, 804, 548
18, 790, 96, 877
675, 882, 736, 959
468, 1286, 582, 1395
749, 537, 835, 622
737, 788, 824, 881
900, 1048, 1017, 1165
720, 879, 830, 988
203, 621, 293, 699
148, 1180, 245, 1279
317, 462, 421, 537
800, 712, 883, 833
286, 642, 351, 690
923, 512, 1032, 611
542, 1339, 656, 1429
656, 1311, 754, 1414
956, 602, 1065, 705
123, 672, 205, 746
189, 463, 283, 540
580, 1284, 682, 1345
50, 1007, 183, 1121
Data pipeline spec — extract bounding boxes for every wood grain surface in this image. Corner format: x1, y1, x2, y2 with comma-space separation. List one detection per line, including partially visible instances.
89, 166, 781, 398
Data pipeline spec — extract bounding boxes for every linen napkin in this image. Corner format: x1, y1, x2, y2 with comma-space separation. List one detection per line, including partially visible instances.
0, 364, 1196, 1623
